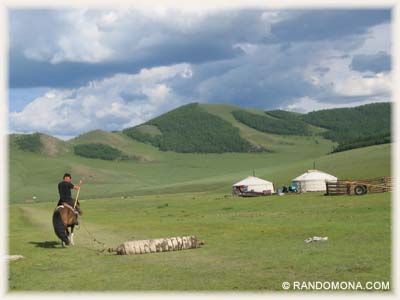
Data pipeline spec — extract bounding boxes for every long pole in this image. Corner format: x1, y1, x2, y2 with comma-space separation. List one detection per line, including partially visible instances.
73, 180, 82, 209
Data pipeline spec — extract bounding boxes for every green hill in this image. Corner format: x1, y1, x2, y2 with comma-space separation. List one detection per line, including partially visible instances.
303, 102, 391, 150
10, 132, 71, 156
10, 103, 387, 158
123, 103, 259, 153
70, 130, 158, 162
122, 102, 391, 154
123, 102, 334, 154
8, 102, 391, 203
228, 102, 390, 153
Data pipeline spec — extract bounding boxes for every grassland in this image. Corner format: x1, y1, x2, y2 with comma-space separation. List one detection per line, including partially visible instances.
9, 140, 390, 203
8, 142, 392, 291
8, 191, 391, 291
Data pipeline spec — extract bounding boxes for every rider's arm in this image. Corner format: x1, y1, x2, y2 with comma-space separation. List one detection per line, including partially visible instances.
73, 180, 83, 189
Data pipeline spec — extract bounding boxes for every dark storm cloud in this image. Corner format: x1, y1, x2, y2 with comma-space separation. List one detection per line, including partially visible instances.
350, 51, 391, 73
10, 52, 158, 88
9, 9, 391, 90
9, 9, 265, 88
169, 43, 325, 108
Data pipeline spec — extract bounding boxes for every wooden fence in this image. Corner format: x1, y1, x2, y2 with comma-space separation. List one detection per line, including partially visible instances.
326, 176, 393, 196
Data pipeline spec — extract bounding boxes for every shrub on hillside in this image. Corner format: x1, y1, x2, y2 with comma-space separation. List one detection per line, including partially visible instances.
265, 110, 302, 121
74, 143, 124, 160
15, 133, 42, 153
332, 134, 391, 153
232, 110, 311, 136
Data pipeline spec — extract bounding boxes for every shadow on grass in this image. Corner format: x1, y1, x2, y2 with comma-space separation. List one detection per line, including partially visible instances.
29, 241, 60, 248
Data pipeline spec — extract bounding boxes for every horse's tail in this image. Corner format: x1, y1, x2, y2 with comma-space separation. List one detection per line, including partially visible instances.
52, 208, 69, 245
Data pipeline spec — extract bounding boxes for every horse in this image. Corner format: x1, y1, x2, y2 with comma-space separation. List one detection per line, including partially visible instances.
52, 201, 81, 247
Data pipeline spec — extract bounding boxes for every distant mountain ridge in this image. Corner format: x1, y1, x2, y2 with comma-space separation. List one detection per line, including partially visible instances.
10, 102, 391, 157
123, 101, 391, 154
229, 102, 391, 153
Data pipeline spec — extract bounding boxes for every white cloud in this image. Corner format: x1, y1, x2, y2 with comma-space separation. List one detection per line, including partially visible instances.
333, 72, 391, 97
353, 22, 391, 55
285, 96, 389, 113
14, 8, 286, 65
302, 47, 391, 99
17, 8, 210, 64
10, 63, 193, 136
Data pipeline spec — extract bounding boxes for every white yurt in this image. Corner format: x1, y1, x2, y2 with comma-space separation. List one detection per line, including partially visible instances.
291, 169, 337, 192
232, 176, 275, 195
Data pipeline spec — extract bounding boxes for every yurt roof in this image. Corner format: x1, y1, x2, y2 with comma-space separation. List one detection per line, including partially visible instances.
232, 176, 273, 187
292, 169, 337, 181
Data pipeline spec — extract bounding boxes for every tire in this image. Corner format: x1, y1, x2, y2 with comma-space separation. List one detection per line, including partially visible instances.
354, 185, 367, 196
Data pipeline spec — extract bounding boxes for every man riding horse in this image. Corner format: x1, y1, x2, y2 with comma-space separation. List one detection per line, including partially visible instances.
53, 173, 83, 246
57, 173, 82, 225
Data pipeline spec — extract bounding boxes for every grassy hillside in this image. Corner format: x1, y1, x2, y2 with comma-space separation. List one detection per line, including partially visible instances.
207, 102, 391, 152
123, 103, 258, 153
10, 133, 71, 156
70, 130, 158, 162
200, 103, 333, 154
122, 102, 390, 154
8, 102, 391, 203
303, 102, 391, 148
232, 110, 311, 136
229, 102, 390, 153
9, 135, 390, 203
332, 134, 391, 153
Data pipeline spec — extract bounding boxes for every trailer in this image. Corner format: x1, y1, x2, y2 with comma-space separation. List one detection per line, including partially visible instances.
325, 176, 392, 196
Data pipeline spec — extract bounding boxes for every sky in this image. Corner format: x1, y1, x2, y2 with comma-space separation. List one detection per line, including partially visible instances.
8, 8, 392, 139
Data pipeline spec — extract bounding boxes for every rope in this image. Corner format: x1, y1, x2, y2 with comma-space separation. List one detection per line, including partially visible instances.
79, 221, 108, 253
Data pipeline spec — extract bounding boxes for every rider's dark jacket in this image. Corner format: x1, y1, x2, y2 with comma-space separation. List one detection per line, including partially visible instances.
57, 181, 74, 206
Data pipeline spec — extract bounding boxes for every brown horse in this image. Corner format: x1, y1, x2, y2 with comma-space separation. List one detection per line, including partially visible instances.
52, 202, 81, 247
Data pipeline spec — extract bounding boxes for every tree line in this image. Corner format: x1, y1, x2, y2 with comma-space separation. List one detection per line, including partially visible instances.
232, 110, 311, 136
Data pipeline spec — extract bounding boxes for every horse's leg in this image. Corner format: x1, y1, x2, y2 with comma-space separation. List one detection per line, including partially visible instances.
65, 227, 70, 245
61, 226, 68, 247
70, 225, 75, 246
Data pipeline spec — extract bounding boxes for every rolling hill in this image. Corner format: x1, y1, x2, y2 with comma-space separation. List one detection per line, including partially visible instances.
123, 103, 260, 153
10, 132, 71, 156
303, 102, 391, 142
8, 102, 391, 203
229, 102, 391, 152
121, 102, 390, 153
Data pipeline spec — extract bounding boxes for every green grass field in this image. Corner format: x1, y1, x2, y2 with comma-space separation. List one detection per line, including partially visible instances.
8, 143, 392, 292
8, 191, 391, 291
